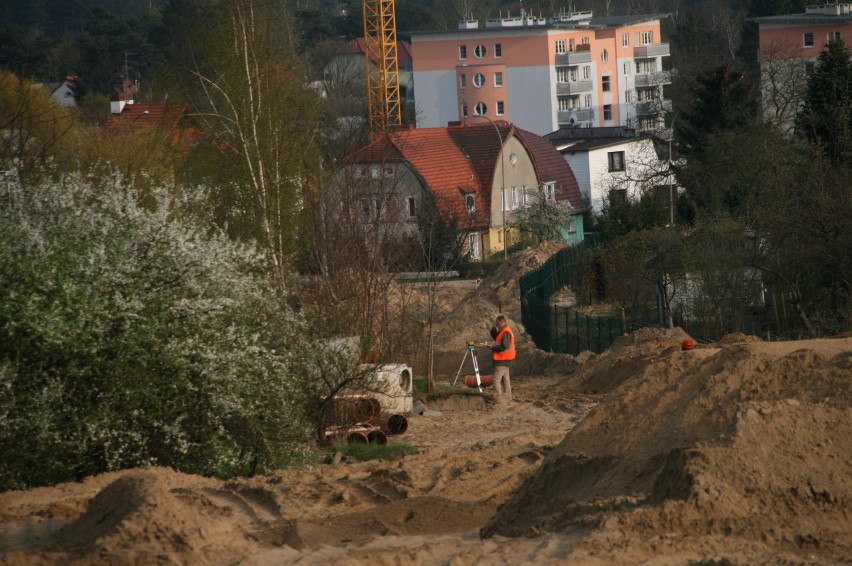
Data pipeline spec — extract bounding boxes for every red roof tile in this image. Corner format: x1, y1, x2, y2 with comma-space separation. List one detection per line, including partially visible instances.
346, 121, 585, 229
103, 103, 185, 134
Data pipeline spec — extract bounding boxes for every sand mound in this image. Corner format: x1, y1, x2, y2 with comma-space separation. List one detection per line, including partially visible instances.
483, 337, 852, 561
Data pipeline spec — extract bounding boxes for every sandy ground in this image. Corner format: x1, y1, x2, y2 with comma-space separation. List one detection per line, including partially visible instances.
1, 244, 850, 565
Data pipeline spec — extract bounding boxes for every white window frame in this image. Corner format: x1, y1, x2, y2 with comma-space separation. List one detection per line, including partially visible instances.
622, 33, 629, 47
555, 39, 566, 54
584, 94, 592, 107
569, 38, 575, 52
583, 65, 590, 79
496, 100, 505, 115
543, 182, 556, 202
474, 44, 486, 58
601, 49, 609, 63
475, 101, 487, 115
603, 104, 613, 121
625, 90, 632, 103
642, 31, 653, 45
464, 193, 476, 214
557, 68, 569, 83
494, 72, 503, 87
473, 73, 485, 88
468, 233, 480, 259
459, 45, 467, 59
459, 74, 467, 89
494, 43, 502, 57
582, 37, 589, 45
623, 61, 631, 75
602, 75, 611, 92
804, 32, 814, 47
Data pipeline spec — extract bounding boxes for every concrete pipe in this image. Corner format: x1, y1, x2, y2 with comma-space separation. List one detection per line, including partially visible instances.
346, 431, 369, 444
333, 395, 382, 425
370, 414, 408, 435
367, 429, 387, 445
463, 374, 493, 388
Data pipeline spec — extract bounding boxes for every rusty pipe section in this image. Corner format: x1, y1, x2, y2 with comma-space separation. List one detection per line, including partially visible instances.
369, 413, 408, 435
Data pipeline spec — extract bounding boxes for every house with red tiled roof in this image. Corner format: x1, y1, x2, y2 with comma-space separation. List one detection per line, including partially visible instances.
344, 121, 586, 260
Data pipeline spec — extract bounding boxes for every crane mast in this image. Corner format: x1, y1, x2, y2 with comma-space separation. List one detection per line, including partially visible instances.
363, 0, 402, 139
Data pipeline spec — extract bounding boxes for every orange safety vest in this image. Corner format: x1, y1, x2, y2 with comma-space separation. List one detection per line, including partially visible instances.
493, 326, 516, 361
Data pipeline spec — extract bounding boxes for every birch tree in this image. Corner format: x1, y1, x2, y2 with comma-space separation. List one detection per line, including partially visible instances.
185, 0, 322, 277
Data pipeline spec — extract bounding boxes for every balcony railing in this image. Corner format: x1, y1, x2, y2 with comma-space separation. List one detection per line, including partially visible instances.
558, 108, 594, 123
556, 80, 593, 94
633, 43, 670, 58
634, 70, 672, 87
555, 51, 592, 66
635, 99, 672, 115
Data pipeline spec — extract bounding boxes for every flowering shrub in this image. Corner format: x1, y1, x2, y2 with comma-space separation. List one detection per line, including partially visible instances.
0, 173, 314, 490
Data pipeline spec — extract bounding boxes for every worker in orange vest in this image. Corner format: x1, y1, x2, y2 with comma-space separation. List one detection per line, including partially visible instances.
489, 314, 516, 400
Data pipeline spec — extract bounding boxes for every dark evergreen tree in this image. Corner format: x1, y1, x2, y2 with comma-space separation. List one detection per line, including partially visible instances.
795, 39, 852, 166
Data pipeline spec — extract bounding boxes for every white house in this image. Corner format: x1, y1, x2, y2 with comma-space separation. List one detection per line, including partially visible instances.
545, 126, 677, 217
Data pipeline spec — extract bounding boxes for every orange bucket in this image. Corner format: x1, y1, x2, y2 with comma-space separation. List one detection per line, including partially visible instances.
463, 374, 493, 388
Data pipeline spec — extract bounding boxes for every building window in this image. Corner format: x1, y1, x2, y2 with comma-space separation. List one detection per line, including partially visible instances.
475, 101, 487, 115
634, 32, 641, 44
496, 100, 505, 115
567, 216, 577, 234
495, 43, 502, 57
474, 44, 486, 58
622, 33, 629, 47
459, 74, 467, 89
494, 72, 503, 87
829, 31, 841, 41
642, 31, 653, 45
462, 103, 468, 116
608, 150, 625, 171
569, 38, 575, 52
473, 73, 485, 88
602, 76, 611, 92
465, 194, 476, 214
623, 61, 631, 75
468, 233, 480, 259
407, 197, 416, 218
582, 37, 589, 45
557, 68, 569, 83
624, 90, 633, 103
601, 49, 609, 63
543, 182, 556, 202
805, 61, 816, 76
512, 187, 523, 209
583, 65, 590, 80
558, 96, 576, 111
603, 104, 613, 121
584, 94, 592, 107
555, 39, 566, 54
459, 45, 467, 59
804, 32, 814, 47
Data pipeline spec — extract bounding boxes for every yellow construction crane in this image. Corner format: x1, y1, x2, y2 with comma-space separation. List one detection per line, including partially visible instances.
362, 0, 402, 139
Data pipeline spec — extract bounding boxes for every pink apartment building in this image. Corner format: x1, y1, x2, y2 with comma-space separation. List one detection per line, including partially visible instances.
752, 3, 852, 128
409, 11, 672, 136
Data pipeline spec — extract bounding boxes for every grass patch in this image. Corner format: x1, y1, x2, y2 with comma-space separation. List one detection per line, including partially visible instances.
413, 379, 459, 394
332, 442, 418, 462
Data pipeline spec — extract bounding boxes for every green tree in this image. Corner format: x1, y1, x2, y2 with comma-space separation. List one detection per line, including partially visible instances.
795, 39, 852, 166
0, 172, 315, 490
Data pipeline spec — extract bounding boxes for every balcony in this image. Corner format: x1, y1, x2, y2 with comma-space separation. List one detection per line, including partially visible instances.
556, 80, 593, 95
633, 43, 670, 58
634, 70, 671, 88
635, 99, 672, 115
558, 108, 594, 124
555, 51, 592, 66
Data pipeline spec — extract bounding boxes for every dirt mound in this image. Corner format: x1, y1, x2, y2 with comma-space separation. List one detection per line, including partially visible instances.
483, 337, 852, 562
474, 242, 564, 322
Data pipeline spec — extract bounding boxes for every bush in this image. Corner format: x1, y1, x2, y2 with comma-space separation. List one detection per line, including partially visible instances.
0, 172, 314, 490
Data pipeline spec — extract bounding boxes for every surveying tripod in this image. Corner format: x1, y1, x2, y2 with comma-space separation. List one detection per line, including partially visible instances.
452, 341, 488, 392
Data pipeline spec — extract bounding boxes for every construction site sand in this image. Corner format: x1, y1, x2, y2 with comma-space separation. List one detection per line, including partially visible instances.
2, 244, 851, 565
